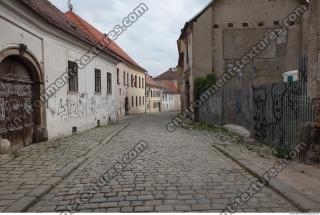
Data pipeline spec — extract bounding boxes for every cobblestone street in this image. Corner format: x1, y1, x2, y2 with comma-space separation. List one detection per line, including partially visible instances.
1, 113, 299, 212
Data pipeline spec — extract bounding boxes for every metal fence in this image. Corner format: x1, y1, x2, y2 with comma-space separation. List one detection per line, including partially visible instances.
198, 58, 315, 151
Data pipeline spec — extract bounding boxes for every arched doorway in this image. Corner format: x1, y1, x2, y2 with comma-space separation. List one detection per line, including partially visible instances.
0, 47, 45, 149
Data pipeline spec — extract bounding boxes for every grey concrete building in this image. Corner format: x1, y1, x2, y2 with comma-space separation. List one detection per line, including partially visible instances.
178, 0, 309, 116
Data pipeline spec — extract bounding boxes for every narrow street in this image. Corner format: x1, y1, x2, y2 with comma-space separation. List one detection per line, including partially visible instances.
0, 112, 296, 212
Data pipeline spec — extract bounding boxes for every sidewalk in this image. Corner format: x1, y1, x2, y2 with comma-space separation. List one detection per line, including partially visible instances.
189, 124, 320, 212
0, 123, 128, 212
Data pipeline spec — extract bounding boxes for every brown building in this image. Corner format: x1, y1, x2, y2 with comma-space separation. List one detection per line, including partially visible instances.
178, 0, 309, 116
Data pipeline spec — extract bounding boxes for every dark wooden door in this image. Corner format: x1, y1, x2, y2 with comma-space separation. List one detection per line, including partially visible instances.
125, 97, 129, 115
0, 56, 35, 148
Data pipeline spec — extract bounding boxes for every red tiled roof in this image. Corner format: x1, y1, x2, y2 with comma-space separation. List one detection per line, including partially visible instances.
18, 0, 120, 62
158, 81, 178, 94
65, 11, 145, 72
146, 74, 160, 88
155, 69, 178, 80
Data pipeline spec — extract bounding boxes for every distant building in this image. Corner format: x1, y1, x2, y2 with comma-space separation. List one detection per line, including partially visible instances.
0, 0, 121, 149
65, 11, 146, 119
155, 68, 181, 112
177, 0, 308, 119
145, 74, 162, 113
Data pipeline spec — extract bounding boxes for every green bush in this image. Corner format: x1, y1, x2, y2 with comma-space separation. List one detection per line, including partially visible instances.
194, 73, 216, 99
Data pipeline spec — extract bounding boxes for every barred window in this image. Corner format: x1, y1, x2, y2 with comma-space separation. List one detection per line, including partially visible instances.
131, 75, 134, 87
107, 72, 112, 94
123, 71, 126, 86
135, 76, 137, 88
127, 73, 129, 86
95, 69, 101, 93
117, 69, 120, 85
68, 61, 78, 92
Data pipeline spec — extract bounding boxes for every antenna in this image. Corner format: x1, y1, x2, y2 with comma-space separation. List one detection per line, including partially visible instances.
67, 0, 73, 11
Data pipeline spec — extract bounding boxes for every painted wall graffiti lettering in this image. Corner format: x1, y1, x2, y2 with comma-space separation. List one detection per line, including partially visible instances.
0, 98, 5, 127
199, 79, 314, 151
49, 93, 116, 121
0, 82, 34, 131
0, 82, 32, 97
252, 86, 269, 141
252, 80, 313, 151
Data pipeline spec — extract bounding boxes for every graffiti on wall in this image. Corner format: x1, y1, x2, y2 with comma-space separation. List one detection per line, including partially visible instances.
252, 80, 312, 151
48, 93, 116, 120
0, 82, 34, 130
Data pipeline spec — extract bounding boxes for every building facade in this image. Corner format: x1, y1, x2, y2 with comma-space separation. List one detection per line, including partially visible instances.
146, 74, 161, 113
0, 0, 120, 150
178, 0, 308, 117
155, 68, 181, 112
65, 11, 146, 119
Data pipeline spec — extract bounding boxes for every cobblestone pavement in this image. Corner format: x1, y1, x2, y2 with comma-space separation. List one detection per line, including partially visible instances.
28, 112, 298, 212
189, 126, 320, 211
0, 123, 125, 212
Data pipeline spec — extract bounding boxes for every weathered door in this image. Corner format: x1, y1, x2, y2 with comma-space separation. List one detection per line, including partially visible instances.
125, 97, 129, 115
0, 56, 34, 148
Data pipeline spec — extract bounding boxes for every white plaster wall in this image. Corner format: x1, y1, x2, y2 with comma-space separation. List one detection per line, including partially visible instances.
146, 86, 161, 113
116, 62, 145, 118
162, 93, 175, 112
162, 93, 181, 112
0, 1, 118, 139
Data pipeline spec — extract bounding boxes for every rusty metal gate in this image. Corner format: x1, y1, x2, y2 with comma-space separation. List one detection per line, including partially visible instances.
0, 56, 34, 147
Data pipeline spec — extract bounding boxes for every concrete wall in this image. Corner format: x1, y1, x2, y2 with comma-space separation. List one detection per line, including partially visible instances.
0, 1, 119, 139
116, 62, 145, 118
212, 0, 303, 87
179, 0, 305, 117
193, 7, 213, 80
307, 0, 320, 99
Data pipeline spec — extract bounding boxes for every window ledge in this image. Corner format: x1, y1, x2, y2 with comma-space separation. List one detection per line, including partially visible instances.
67, 91, 79, 95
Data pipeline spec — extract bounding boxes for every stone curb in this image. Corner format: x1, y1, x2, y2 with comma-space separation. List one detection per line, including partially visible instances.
4, 123, 129, 212
211, 144, 319, 212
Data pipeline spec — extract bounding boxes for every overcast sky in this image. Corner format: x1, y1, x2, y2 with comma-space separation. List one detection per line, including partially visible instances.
49, 0, 211, 76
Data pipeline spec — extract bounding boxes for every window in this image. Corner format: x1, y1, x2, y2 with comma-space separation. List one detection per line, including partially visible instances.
228, 23, 233, 28
127, 73, 129, 86
123, 71, 126, 86
139, 77, 141, 88
117, 69, 120, 85
68, 61, 78, 92
139, 96, 141, 106
95, 69, 101, 93
135, 76, 137, 88
213, 24, 219, 28
153, 102, 158, 109
143, 96, 144, 105
136, 96, 138, 106
132, 96, 134, 107
142, 78, 144, 88
131, 75, 134, 87
243, 22, 248, 27
107, 72, 112, 94
258, 22, 264, 27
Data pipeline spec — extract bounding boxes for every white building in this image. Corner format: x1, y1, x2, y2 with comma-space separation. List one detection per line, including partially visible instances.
65, 11, 147, 119
146, 74, 162, 113
155, 68, 181, 112
0, 0, 120, 150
